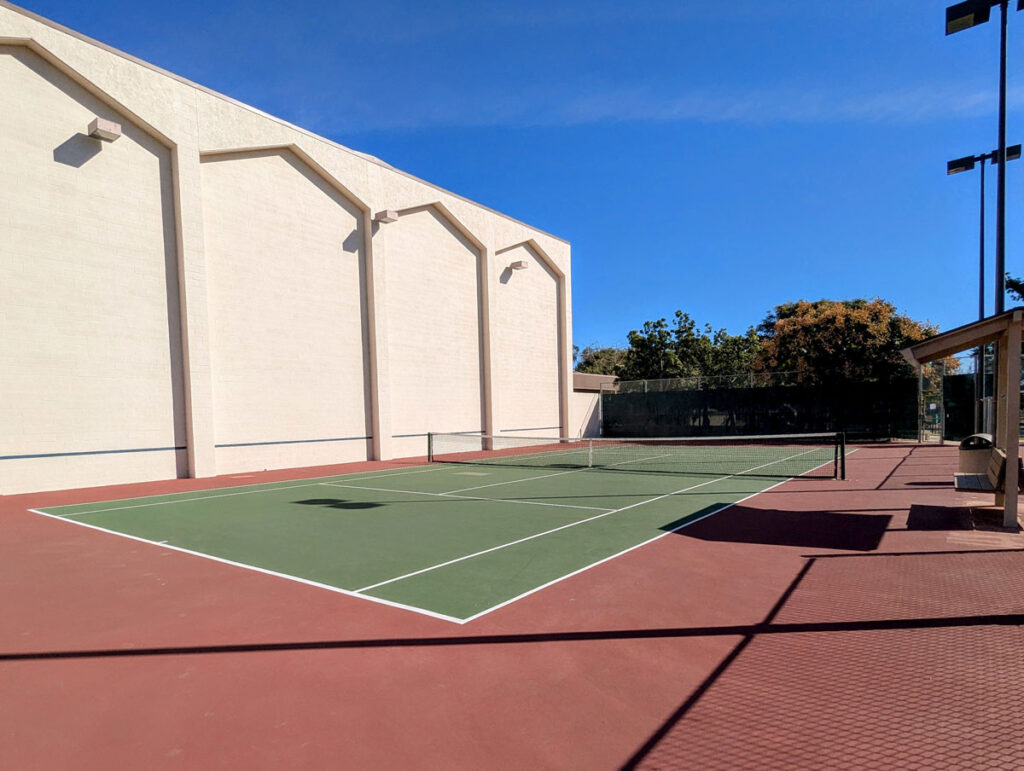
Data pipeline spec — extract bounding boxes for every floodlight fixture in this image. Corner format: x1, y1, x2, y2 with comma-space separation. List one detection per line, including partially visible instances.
509, 260, 529, 271
373, 210, 399, 223
946, 0, 1024, 33
947, 155, 977, 175
946, 139, 1020, 386
945, 0, 1024, 313
88, 117, 121, 142
946, 1, 993, 34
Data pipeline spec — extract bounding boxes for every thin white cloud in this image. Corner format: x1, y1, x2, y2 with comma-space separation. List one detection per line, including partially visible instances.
316, 81, 1024, 134
363, 0, 779, 43
554, 83, 1023, 126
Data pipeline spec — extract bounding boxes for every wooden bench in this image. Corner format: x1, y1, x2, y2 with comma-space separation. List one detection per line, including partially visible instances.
953, 448, 1007, 492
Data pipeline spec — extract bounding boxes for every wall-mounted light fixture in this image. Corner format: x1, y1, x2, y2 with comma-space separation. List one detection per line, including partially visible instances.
88, 117, 121, 142
509, 260, 528, 271
373, 210, 399, 223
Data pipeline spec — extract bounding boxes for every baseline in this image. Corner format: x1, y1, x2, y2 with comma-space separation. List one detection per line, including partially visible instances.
27, 508, 465, 624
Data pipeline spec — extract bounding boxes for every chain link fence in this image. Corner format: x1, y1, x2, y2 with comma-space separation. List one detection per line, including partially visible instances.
598, 347, 1020, 442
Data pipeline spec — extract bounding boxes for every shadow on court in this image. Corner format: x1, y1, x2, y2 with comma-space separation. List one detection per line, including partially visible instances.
3, 590, 1020, 663
5, 548, 1022, 771
667, 504, 891, 551
295, 498, 385, 510
622, 548, 1024, 769
9, 443, 1020, 769
902, 503, 973, 530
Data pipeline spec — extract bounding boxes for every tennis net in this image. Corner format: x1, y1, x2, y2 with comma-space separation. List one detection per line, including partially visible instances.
428, 432, 845, 480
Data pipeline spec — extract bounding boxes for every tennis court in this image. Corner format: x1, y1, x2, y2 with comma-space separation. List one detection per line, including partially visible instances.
32, 432, 844, 623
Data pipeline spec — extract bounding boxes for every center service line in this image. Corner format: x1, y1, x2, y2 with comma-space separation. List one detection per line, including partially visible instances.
353, 448, 820, 594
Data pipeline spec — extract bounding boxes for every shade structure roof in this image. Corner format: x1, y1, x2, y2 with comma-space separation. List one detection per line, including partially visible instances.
901, 307, 1023, 530
900, 307, 1024, 367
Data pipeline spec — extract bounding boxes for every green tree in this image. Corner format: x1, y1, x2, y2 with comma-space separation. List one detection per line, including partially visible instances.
670, 311, 761, 379
617, 318, 683, 380
616, 312, 762, 381
1006, 272, 1024, 303
709, 325, 761, 377
574, 345, 627, 375
670, 312, 714, 376
754, 298, 941, 383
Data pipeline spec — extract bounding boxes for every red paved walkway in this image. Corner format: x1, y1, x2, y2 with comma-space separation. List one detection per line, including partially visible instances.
1, 445, 1021, 769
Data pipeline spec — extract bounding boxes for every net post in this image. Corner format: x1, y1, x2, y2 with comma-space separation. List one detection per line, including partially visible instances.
588, 439, 593, 468
839, 432, 846, 480
427, 432, 434, 463
833, 433, 838, 478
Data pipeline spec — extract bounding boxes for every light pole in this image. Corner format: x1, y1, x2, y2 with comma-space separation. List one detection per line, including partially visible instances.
947, 144, 1022, 430
946, 0, 1023, 313
948, 145, 1022, 318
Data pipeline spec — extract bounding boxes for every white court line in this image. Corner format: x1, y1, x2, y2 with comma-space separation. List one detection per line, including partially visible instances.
445, 467, 594, 494
333, 466, 449, 483
354, 448, 821, 594
460, 450, 844, 623
438, 444, 590, 465
51, 465, 450, 518
320, 483, 613, 512
460, 480, 787, 623
57, 481, 333, 517
31, 445, 846, 625
443, 453, 675, 494
28, 508, 464, 624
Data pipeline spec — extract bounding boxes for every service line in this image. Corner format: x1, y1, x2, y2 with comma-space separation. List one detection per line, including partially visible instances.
354, 448, 820, 594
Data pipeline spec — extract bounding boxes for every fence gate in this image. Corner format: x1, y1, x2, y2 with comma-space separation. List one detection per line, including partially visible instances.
918, 362, 945, 443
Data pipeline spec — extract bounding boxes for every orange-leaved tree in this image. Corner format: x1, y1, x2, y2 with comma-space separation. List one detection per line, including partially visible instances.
754, 298, 951, 383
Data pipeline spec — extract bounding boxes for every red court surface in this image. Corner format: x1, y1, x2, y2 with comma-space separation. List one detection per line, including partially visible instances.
2, 445, 1022, 769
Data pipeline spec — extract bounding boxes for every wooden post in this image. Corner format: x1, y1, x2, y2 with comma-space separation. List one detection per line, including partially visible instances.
996, 339, 1009, 448
1002, 313, 1021, 527
917, 365, 924, 443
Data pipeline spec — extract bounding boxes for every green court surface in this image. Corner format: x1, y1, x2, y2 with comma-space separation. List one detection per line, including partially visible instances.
34, 449, 838, 623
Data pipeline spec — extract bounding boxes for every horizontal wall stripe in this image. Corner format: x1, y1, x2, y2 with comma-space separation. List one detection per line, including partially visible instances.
216, 437, 371, 449
1, 446, 186, 461
500, 427, 561, 433
394, 431, 484, 439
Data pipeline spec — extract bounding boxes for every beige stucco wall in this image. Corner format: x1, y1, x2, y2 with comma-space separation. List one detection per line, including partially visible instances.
0, 2, 572, 493
569, 391, 601, 438
382, 207, 484, 459
201, 149, 371, 473
0, 44, 186, 493
493, 244, 561, 438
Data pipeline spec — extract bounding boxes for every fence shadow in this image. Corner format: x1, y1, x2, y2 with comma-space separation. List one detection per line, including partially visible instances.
623, 549, 1024, 769
668, 504, 890, 551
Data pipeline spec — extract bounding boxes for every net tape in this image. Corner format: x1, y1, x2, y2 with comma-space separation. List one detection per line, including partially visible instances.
429, 432, 844, 480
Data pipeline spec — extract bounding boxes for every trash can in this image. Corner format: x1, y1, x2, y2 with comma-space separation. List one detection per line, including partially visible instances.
958, 433, 993, 473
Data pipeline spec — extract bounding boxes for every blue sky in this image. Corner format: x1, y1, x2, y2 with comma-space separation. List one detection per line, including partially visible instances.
19, 0, 1024, 349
